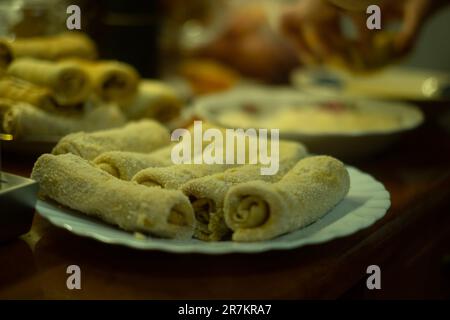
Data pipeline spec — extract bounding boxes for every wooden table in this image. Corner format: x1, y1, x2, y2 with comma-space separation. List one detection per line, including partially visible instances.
1, 104, 450, 299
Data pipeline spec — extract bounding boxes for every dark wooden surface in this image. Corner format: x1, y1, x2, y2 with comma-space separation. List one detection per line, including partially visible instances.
1, 104, 450, 299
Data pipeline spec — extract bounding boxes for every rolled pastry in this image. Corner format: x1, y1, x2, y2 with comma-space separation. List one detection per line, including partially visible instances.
93, 146, 174, 181
0, 77, 57, 111
31, 153, 194, 239
224, 156, 350, 241
92, 122, 224, 180
69, 59, 139, 103
0, 32, 97, 62
2, 103, 126, 138
181, 141, 308, 241
121, 80, 182, 122
52, 119, 170, 160
7, 58, 91, 106
133, 163, 232, 190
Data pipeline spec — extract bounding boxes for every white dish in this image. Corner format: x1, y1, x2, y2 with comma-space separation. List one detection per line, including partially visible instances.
193, 86, 424, 159
36, 166, 390, 254
291, 66, 450, 101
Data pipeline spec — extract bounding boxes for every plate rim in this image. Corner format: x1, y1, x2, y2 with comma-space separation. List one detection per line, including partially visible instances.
36, 166, 391, 254
193, 87, 424, 137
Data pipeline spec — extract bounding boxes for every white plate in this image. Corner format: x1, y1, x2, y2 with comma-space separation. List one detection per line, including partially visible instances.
36, 166, 390, 254
291, 66, 450, 101
193, 86, 423, 159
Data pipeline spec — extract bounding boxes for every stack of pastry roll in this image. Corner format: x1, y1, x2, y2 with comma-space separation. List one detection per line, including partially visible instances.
224, 156, 350, 241
31, 153, 195, 239
67, 59, 140, 103
0, 32, 97, 65
0, 77, 57, 111
181, 140, 308, 241
121, 80, 182, 123
0, 31, 189, 143
52, 120, 170, 160
2, 102, 125, 138
31, 120, 352, 242
7, 58, 91, 106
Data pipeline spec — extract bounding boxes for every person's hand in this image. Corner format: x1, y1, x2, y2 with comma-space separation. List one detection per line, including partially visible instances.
280, 0, 437, 68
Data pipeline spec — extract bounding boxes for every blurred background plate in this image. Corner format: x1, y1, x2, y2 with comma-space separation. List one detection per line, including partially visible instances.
35, 166, 391, 254
194, 86, 424, 160
291, 66, 450, 101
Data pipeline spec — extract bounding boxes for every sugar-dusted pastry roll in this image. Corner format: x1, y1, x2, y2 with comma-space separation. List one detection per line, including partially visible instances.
0, 77, 57, 111
121, 80, 182, 122
7, 58, 91, 106
93, 122, 225, 180
181, 141, 308, 241
52, 119, 170, 160
93, 146, 174, 181
3, 103, 126, 138
133, 163, 233, 190
0, 32, 97, 62
31, 153, 195, 239
69, 59, 139, 103
224, 156, 350, 241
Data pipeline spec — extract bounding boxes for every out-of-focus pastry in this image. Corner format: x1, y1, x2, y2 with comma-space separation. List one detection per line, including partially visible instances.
52, 120, 170, 160
69, 59, 140, 103
31, 153, 195, 239
224, 156, 350, 241
2, 103, 126, 138
0, 77, 57, 111
7, 58, 91, 106
179, 59, 239, 95
0, 32, 97, 64
121, 80, 182, 123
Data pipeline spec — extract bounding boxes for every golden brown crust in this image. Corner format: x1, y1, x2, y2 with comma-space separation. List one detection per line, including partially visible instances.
31, 153, 195, 239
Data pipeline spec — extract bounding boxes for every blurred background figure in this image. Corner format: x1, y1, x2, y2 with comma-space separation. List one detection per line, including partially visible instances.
1, 0, 450, 89
280, 0, 450, 72
170, 0, 450, 89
